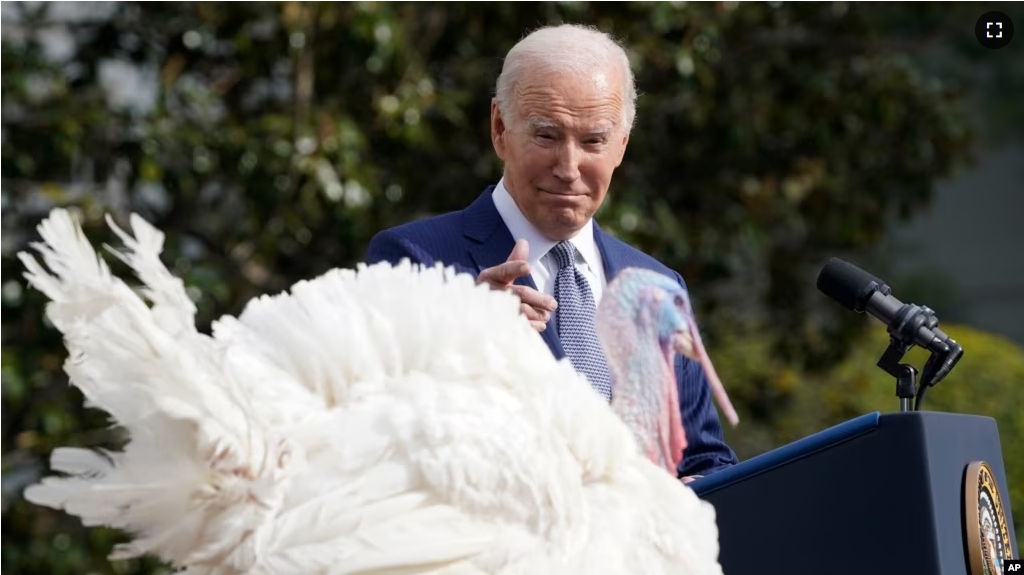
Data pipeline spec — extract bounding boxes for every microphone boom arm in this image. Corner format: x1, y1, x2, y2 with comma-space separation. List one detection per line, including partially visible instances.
876, 337, 919, 413
877, 303, 964, 412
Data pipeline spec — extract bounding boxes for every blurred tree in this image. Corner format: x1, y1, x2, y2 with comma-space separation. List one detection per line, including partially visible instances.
859, 2, 1024, 146
2, 2, 985, 572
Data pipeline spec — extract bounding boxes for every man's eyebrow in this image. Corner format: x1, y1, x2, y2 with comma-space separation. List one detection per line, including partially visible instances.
526, 118, 616, 136
527, 118, 559, 131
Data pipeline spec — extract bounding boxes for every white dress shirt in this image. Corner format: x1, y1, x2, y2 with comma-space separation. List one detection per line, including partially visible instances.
491, 178, 608, 304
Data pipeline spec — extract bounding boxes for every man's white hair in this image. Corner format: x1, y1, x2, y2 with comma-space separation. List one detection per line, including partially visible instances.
495, 24, 637, 134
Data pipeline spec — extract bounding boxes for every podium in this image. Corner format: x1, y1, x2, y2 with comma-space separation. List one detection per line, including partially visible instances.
690, 411, 1018, 575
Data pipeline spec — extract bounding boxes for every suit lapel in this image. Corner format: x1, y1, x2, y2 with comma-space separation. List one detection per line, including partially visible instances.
593, 221, 627, 284
463, 187, 565, 358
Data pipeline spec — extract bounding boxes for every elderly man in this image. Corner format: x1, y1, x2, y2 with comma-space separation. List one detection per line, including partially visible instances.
364, 24, 738, 479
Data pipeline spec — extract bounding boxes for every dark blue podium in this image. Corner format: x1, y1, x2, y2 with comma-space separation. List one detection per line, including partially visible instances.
691, 411, 1018, 575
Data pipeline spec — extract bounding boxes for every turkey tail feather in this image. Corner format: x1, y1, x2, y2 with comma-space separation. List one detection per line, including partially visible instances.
103, 212, 197, 335
20, 209, 293, 572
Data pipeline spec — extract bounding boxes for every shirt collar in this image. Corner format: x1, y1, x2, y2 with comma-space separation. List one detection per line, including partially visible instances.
491, 177, 600, 270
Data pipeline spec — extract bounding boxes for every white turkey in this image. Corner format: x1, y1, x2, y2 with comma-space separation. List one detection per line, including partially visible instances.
19, 208, 725, 575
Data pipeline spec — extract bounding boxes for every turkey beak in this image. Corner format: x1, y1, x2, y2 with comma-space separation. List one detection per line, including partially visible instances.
672, 329, 696, 362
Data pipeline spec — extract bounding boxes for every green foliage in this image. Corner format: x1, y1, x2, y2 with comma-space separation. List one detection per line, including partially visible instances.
2, 2, 1011, 573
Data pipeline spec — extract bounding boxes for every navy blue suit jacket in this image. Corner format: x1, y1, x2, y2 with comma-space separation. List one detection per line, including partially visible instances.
364, 186, 738, 477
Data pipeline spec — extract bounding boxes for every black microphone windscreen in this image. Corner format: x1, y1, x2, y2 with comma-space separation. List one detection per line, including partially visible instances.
816, 258, 887, 312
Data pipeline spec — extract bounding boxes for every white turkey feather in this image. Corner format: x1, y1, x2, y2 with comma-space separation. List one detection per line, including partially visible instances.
21, 208, 723, 575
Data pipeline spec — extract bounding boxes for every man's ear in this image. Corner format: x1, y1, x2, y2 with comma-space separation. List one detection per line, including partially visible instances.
491, 99, 508, 161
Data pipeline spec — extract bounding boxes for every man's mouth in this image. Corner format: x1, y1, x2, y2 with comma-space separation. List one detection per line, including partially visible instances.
539, 187, 585, 197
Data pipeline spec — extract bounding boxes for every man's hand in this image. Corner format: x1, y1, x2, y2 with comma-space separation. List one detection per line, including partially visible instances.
477, 239, 557, 332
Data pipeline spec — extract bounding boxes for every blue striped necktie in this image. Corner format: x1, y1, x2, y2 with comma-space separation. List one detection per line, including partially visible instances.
550, 241, 613, 401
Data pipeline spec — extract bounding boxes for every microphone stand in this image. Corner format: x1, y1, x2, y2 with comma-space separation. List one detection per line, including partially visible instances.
874, 305, 964, 413
876, 338, 918, 413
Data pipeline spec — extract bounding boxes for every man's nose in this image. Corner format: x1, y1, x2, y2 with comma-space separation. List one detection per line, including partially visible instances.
552, 142, 582, 182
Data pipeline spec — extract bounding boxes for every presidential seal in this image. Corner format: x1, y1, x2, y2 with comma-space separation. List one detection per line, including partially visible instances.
963, 461, 1013, 575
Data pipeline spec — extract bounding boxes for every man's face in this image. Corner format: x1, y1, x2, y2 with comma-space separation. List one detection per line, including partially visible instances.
491, 67, 630, 242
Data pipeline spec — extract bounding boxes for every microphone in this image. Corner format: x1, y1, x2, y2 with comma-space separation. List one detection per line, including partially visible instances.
816, 258, 950, 353
816, 257, 963, 388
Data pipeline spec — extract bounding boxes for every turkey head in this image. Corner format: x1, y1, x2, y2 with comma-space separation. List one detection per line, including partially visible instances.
595, 268, 737, 477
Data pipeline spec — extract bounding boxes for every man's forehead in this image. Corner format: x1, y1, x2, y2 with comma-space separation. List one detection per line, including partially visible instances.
512, 67, 625, 129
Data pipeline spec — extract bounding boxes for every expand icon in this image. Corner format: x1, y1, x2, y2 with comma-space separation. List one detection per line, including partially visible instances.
975, 11, 1015, 49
